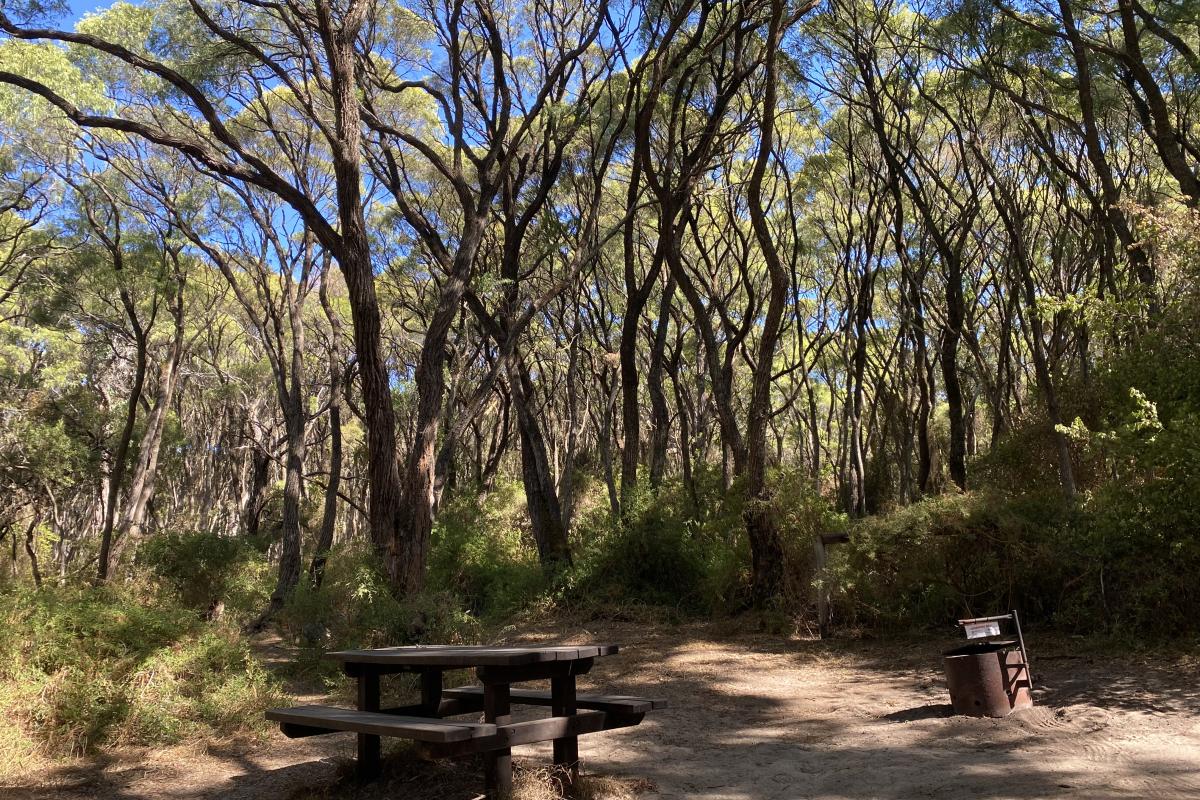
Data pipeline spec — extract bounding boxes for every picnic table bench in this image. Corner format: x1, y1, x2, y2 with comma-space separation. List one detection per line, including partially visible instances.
266, 644, 664, 798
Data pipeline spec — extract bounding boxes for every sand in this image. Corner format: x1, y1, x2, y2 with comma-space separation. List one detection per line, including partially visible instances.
6, 622, 1199, 799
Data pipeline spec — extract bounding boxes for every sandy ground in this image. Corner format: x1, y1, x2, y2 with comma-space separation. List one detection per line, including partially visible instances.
6, 622, 1200, 800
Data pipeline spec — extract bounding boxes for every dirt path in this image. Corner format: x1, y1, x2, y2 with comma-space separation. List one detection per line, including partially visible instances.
7, 623, 1199, 799
566, 626, 1200, 799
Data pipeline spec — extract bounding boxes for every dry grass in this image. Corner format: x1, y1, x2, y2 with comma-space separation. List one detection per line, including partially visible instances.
0, 719, 42, 782
514, 764, 656, 800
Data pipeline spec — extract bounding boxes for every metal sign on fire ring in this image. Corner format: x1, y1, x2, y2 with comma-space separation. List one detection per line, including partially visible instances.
963, 621, 1002, 639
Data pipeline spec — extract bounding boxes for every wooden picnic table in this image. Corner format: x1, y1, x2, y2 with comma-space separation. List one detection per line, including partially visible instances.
267, 643, 664, 798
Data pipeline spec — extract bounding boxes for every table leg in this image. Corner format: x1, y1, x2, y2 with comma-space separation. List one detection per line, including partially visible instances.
551, 673, 579, 794
483, 682, 512, 799
420, 668, 443, 715
357, 669, 381, 780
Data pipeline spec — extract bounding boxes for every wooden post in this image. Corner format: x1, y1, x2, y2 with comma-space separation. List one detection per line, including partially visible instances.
483, 682, 512, 799
815, 532, 849, 638
814, 536, 830, 639
356, 668, 381, 779
551, 674, 580, 795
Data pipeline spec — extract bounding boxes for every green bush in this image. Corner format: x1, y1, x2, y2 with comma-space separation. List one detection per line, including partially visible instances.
831, 461, 1200, 639
138, 529, 272, 621
568, 466, 748, 613
280, 544, 480, 672
973, 419, 1079, 493
830, 490, 1074, 631
427, 481, 547, 618
0, 582, 284, 763
772, 467, 848, 605
571, 507, 714, 612
1056, 390, 1200, 635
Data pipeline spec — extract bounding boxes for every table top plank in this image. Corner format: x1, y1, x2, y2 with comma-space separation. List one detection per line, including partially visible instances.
325, 643, 619, 667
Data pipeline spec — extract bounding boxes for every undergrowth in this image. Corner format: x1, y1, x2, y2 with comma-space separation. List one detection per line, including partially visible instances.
0, 580, 285, 773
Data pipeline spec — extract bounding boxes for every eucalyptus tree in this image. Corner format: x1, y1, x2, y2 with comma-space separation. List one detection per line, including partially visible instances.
741, 0, 811, 602
619, 0, 775, 509
0, 0, 424, 587
309, 252, 348, 588
615, 0, 774, 509
615, 0, 818, 601
14, 130, 196, 580
456, 47, 637, 568
108, 75, 343, 611
0, 151, 70, 584
936, 0, 1157, 295
993, 0, 1200, 205
49, 146, 160, 580
360, 0, 625, 579
166, 180, 321, 620
813, 0, 985, 489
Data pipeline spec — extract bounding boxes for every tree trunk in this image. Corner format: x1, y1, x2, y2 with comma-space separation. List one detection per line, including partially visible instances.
316, 0, 405, 589
941, 319, 969, 490
742, 0, 789, 606
243, 442, 271, 538
111, 278, 186, 562
599, 372, 621, 517
24, 515, 42, 589
618, 160, 658, 513
97, 325, 147, 582
263, 409, 305, 612
560, 312, 584, 534
509, 360, 572, 570
647, 276, 676, 489
397, 229, 483, 593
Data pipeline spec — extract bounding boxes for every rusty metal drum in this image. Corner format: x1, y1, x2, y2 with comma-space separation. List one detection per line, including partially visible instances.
943, 642, 1033, 718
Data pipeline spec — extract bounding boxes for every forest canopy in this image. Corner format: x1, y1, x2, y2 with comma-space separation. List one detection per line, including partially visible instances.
0, 0, 1197, 646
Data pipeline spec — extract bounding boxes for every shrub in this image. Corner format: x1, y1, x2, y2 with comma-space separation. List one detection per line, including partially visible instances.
571, 506, 715, 612
568, 466, 748, 614
830, 490, 1076, 630
830, 474, 1200, 638
138, 529, 272, 621
280, 544, 480, 673
1056, 390, 1200, 635
772, 467, 848, 606
427, 481, 547, 618
0, 582, 285, 764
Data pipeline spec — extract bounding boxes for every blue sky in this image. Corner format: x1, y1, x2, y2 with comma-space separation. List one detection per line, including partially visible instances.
62, 1, 108, 23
